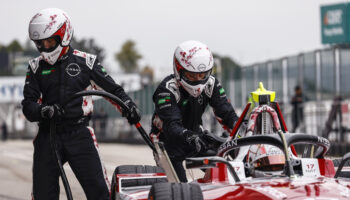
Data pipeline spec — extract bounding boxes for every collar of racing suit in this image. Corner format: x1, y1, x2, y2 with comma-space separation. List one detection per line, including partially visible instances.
57, 46, 73, 63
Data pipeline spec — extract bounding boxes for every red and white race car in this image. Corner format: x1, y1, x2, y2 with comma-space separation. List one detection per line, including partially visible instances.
110, 83, 350, 200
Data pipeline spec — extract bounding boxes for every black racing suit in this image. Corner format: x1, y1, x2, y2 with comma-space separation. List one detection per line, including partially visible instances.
22, 47, 134, 200
150, 75, 238, 182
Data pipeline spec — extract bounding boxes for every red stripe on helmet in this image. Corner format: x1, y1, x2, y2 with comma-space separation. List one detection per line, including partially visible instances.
53, 22, 66, 43
174, 58, 184, 72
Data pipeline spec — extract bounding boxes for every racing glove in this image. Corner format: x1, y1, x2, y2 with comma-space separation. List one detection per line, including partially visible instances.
122, 101, 141, 125
184, 130, 207, 153
200, 129, 228, 151
40, 104, 64, 119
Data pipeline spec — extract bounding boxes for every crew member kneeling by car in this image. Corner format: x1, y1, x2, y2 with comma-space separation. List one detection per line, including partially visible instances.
22, 8, 140, 200
150, 40, 239, 182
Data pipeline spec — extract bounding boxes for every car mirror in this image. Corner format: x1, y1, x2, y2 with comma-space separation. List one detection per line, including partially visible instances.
186, 156, 224, 169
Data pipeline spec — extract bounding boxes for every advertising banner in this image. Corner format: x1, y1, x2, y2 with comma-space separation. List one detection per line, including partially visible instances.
0, 76, 25, 103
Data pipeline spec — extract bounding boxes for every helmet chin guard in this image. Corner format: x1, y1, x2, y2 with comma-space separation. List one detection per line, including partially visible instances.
178, 76, 209, 98
40, 45, 65, 65
173, 40, 214, 97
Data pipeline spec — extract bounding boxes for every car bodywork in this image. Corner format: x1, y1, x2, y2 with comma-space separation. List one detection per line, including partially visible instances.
112, 83, 350, 200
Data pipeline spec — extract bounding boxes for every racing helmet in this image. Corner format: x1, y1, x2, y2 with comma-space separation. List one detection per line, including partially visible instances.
29, 8, 73, 65
173, 40, 214, 97
247, 144, 285, 177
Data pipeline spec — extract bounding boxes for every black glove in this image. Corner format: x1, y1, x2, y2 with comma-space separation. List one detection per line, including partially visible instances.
40, 104, 64, 119
122, 101, 141, 125
201, 129, 227, 149
184, 130, 207, 153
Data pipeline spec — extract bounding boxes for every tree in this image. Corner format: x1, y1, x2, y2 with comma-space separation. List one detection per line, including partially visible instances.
212, 53, 241, 94
140, 65, 154, 86
220, 56, 241, 79
213, 53, 241, 79
0, 44, 6, 52
70, 37, 105, 63
115, 40, 142, 73
6, 39, 23, 52
23, 38, 39, 57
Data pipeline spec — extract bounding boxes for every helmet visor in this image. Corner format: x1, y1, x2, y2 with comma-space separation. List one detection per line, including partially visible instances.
181, 69, 212, 85
33, 35, 60, 53
253, 154, 285, 171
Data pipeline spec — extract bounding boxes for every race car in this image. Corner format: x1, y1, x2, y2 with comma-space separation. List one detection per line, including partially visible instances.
109, 83, 350, 200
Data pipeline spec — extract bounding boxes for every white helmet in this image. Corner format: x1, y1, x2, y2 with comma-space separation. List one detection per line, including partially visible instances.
173, 40, 214, 97
29, 8, 73, 65
248, 144, 285, 177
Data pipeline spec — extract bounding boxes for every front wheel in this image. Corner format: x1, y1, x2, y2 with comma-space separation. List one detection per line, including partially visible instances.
148, 182, 203, 200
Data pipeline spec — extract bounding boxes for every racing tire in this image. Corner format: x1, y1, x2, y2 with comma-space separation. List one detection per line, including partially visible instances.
148, 182, 203, 200
333, 159, 350, 178
111, 165, 167, 200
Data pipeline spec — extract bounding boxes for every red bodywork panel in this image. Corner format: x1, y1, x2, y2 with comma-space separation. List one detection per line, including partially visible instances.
273, 102, 288, 132
318, 158, 336, 177
230, 103, 251, 138
199, 177, 350, 199
198, 163, 229, 183
121, 175, 350, 200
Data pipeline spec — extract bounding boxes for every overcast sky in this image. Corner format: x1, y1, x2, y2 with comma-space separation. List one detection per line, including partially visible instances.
0, 0, 342, 80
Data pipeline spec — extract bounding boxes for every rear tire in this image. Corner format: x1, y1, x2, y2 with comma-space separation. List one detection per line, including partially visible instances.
148, 182, 203, 200
111, 165, 167, 200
